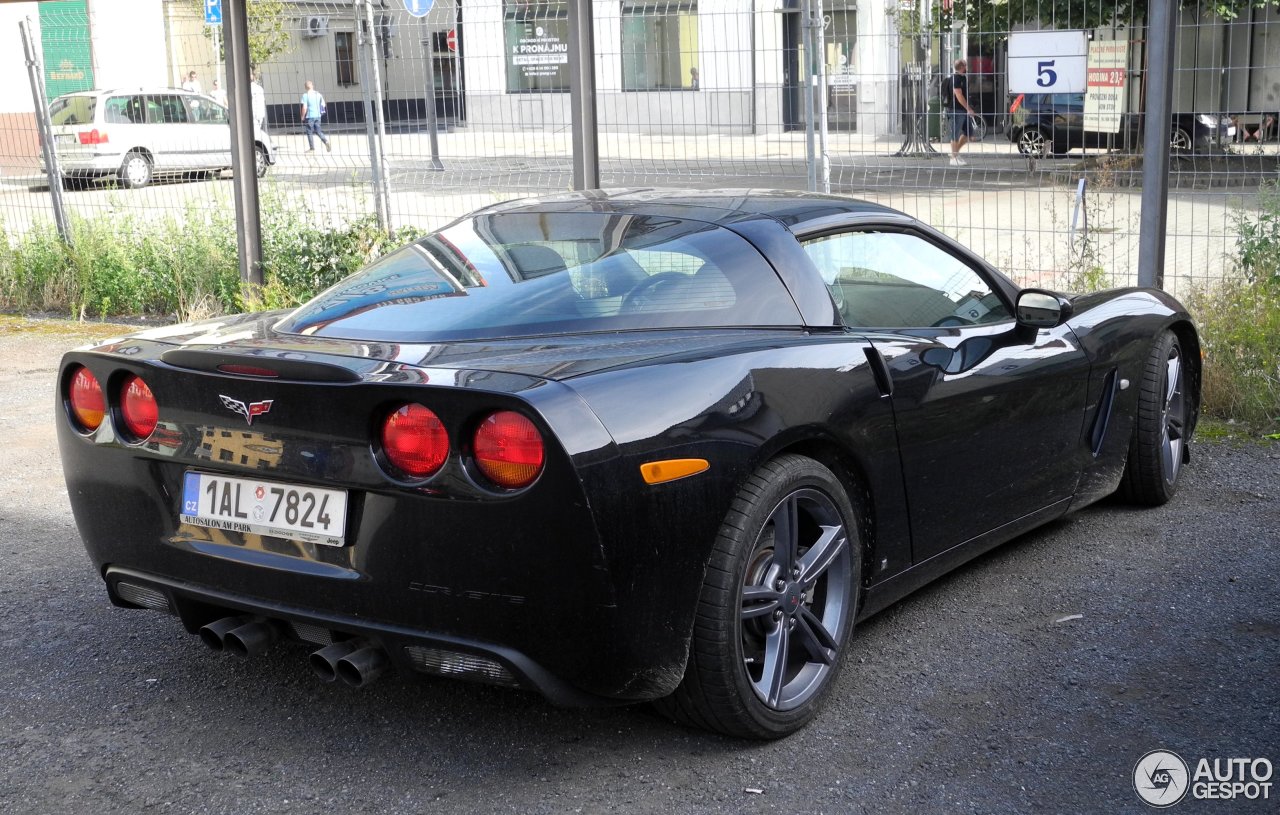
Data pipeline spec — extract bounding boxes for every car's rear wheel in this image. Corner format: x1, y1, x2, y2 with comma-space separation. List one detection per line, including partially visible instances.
1171, 127, 1193, 152
656, 454, 861, 739
1118, 330, 1189, 505
118, 151, 152, 189
1017, 127, 1048, 158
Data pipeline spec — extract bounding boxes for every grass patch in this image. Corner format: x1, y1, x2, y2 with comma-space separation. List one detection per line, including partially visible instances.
0, 193, 424, 322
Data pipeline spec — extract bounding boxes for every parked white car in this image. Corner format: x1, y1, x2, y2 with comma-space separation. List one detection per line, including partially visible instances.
47, 87, 276, 189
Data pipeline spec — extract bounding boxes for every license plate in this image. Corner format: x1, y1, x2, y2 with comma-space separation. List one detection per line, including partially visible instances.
180, 472, 347, 546
56, 134, 75, 145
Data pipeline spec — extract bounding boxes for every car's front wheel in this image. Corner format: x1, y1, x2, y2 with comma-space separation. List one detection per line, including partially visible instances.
255, 144, 269, 178
1171, 127, 1193, 152
1017, 127, 1048, 158
656, 454, 861, 739
1118, 330, 1191, 505
118, 151, 152, 189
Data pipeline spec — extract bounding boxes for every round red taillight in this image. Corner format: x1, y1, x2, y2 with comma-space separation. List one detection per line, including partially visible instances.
473, 411, 544, 490
120, 374, 158, 440
68, 366, 105, 432
381, 403, 449, 479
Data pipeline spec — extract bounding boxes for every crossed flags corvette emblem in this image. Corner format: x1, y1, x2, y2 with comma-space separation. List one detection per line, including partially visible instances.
219, 395, 274, 425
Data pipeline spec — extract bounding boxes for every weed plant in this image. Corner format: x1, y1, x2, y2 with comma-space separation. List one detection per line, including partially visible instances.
1190, 182, 1280, 433
0, 193, 423, 322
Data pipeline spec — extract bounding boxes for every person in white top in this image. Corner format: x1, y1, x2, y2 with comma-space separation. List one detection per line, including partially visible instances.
181, 70, 202, 94
251, 71, 268, 133
209, 79, 227, 107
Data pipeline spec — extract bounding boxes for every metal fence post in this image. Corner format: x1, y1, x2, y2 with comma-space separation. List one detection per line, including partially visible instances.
802, 0, 816, 191
363, 0, 391, 229
359, 0, 390, 231
225, 0, 264, 288
568, 0, 599, 190
20, 18, 72, 245
421, 16, 444, 171
1138, 1, 1177, 290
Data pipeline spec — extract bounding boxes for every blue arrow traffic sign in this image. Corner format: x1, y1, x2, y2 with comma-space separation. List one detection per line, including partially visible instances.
403, 0, 434, 18
204, 0, 222, 25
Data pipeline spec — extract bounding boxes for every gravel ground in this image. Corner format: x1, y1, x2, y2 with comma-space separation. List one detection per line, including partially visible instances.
1, 318, 1276, 814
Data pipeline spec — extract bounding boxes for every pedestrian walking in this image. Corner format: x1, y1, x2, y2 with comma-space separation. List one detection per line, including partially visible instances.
299, 80, 331, 153
946, 59, 977, 166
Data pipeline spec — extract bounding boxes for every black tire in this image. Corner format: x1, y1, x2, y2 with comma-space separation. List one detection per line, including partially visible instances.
1118, 330, 1190, 505
655, 454, 862, 739
255, 144, 269, 178
118, 151, 152, 189
1171, 127, 1193, 152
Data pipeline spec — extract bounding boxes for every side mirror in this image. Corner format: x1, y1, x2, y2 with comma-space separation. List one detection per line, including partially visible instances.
1016, 289, 1073, 329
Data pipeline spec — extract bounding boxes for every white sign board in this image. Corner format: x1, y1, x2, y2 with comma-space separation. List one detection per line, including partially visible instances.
1084, 38, 1128, 133
1008, 30, 1088, 94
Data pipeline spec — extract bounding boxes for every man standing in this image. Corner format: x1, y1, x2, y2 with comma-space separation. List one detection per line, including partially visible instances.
182, 70, 202, 94
299, 80, 331, 153
948, 59, 977, 167
251, 71, 269, 134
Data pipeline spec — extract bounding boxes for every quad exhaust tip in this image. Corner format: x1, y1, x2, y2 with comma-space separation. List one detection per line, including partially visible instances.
198, 616, 281, 657
310, 641, 389, 687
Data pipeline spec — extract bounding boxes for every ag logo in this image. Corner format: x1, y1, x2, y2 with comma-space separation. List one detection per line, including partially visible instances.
1134, 750, 1190, 807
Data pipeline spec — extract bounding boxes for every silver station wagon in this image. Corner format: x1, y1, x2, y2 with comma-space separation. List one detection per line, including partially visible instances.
47, 87, 275, 189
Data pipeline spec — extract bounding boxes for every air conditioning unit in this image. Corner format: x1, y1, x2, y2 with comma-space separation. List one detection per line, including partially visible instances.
304, 16, 330, 38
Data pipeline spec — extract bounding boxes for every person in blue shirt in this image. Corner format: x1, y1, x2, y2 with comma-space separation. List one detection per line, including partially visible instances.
298, 80, 331, 152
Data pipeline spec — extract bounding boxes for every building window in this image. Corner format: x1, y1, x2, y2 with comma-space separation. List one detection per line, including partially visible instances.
335, 32, 357, 86
622, 2, 699, 91
504, 1, 570, 93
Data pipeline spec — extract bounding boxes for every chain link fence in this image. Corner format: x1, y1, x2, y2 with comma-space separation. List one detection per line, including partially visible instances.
2, 0, 1278, 297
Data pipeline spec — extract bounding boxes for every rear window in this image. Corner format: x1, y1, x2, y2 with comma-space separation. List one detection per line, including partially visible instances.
276, 212, 801, 341
50, 95, 96, 126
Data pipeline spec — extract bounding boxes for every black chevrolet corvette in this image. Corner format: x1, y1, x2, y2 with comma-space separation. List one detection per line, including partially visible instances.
57, 190, 1199, 739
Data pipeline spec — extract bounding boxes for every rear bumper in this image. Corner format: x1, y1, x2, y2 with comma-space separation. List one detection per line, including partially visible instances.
104, 566, 617, 706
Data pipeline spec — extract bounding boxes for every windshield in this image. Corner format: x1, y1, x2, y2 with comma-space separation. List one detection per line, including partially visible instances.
275, 211, 800, 341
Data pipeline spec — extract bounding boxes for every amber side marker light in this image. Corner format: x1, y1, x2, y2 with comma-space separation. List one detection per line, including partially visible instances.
640, 458, 710, 485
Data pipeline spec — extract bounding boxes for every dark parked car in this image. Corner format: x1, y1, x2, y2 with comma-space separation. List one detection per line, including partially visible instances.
57, 190, 1201, 739
1008, 92, 1233, 157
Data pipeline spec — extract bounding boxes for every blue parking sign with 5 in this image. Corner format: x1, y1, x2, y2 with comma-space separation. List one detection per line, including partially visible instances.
205, 0, 222, 25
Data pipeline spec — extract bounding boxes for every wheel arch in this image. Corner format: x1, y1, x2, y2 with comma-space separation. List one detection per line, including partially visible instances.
1167, 318, 1202, 438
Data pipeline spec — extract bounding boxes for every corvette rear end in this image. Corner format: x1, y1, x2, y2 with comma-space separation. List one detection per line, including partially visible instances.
56, 320, 699, 704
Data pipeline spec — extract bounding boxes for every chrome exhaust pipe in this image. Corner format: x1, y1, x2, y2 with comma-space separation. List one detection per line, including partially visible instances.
198, 615, 249, 652
309, 641, 361, 683
336, 645, 390, 688
224, 620, 281, 657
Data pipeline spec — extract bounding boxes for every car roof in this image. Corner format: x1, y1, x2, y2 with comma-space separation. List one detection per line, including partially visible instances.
475, 188, 903, 231
52, 88, 208, 99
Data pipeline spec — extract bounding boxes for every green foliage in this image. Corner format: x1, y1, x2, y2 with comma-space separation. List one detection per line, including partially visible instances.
1187, 183, 1280, 434
0, 200, 422, 323
1233, 181, 1280, 286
